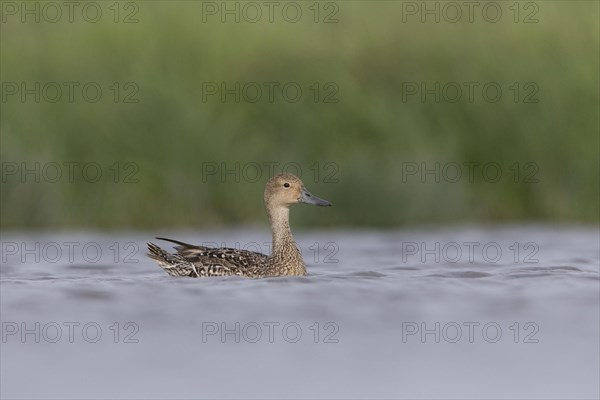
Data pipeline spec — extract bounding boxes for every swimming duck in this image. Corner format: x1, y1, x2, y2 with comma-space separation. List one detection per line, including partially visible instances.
147, 173, 331, 278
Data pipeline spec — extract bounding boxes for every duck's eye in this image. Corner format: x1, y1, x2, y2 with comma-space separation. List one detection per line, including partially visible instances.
283, 183, 290, 188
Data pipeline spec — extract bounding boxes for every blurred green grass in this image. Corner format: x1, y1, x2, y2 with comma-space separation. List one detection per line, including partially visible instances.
1, 1, 598, 229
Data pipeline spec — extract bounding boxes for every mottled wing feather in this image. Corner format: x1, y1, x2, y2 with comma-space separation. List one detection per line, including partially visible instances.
148, 238, 269, 278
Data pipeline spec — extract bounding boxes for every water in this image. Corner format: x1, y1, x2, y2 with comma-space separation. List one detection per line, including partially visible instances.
1, 226, 598, 399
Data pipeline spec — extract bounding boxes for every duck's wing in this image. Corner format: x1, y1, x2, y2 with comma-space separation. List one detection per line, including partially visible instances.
156, 237, 268, 267
148, 238, 269, 277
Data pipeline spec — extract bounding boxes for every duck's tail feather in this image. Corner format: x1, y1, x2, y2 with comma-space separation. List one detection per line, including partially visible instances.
147, 242, 200, 277
147, 242, 177, 263
155, 237, 209, 250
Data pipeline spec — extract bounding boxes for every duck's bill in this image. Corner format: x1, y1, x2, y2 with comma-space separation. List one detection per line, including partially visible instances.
300, 188, 332, 207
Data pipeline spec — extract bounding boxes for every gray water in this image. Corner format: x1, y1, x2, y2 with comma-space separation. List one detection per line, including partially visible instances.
1, 226, 599, 399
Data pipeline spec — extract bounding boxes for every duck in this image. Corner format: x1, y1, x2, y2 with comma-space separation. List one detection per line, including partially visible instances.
147, 173, 332, 278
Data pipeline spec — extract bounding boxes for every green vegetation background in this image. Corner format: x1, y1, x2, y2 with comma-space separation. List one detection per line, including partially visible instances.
1, 1, 598, 229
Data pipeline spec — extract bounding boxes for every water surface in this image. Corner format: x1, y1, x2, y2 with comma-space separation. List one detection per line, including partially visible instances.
1, 226, 598, 399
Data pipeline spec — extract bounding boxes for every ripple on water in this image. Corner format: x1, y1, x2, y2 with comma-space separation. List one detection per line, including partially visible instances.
348, 271, 388, 278
326, 271, 388, 280
384, 266, 420, 271
520, 265, 583, 272
65, 264, 119, 272
63, 288, 115, 300
425, 271, 493, 279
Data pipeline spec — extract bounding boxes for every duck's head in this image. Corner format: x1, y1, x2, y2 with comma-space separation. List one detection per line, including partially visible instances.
264, 173, 332, 209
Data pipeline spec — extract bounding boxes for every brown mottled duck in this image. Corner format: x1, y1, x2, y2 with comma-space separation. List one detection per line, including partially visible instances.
147, 173, 331, 278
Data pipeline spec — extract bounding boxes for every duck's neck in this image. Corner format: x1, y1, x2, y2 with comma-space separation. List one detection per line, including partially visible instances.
266, 205, 305, 275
